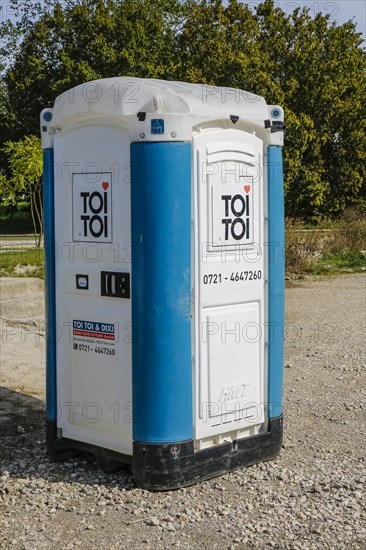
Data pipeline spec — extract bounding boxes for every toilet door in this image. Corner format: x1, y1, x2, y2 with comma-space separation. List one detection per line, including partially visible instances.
193, 129, 266, 445
54, 124, 132, 455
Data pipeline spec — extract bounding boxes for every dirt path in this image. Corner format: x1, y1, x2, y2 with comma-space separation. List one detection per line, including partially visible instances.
0, 278, 45, 399
0, 274, 365, 550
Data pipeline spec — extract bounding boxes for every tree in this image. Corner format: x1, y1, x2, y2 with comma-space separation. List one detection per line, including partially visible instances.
1, 136, 43, 245
1, 0, 365, 220
2, 0, 187, 138
175, 0, 283, 101
0, 76, 17, 173
254, 0, 366, 217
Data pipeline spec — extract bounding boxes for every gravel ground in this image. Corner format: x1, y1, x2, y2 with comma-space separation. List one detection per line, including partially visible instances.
0, 274, 365, 549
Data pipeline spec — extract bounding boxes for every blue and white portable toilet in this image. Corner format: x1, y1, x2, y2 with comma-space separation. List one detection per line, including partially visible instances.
41, 78, 285, 490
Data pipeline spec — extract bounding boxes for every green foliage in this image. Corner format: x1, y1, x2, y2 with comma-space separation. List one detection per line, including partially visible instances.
1, 136, 43, 244
2, 0, 188, 135
176, 1, 274, 92
0, 78, 16, 171
1, 136, 42, 201
0, 201, 35, 234
1, 0, 365, 220
281, 10, 366, 218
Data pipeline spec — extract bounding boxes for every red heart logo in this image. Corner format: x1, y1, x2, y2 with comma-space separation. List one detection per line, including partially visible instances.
244, 185, 251, 193
102, 181, 109, 190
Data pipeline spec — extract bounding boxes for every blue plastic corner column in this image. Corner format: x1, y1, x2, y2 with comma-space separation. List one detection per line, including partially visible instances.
267, 146, 285, 419
43, 148, 57, 421
131, 142, 193, 443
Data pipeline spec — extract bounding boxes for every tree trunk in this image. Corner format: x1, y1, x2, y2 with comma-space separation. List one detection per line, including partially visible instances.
33, 180, 43, 247
38, 183, 43, 245
29, 190, 38, 247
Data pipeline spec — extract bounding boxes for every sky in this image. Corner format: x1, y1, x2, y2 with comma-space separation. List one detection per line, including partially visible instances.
1, 0, 365, 43
248, 0, 366, 41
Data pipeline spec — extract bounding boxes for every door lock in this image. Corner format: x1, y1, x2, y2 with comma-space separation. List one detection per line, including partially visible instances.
101, 271, 130, 298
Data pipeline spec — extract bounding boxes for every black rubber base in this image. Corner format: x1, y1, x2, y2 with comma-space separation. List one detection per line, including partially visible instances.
47, 416, 282, 489
133, 416, 283, 490
46, 420, 132, 472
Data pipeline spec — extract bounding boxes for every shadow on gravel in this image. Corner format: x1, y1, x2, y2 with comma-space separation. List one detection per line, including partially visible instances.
0, 386, 135, 490
0, 386, 44, 451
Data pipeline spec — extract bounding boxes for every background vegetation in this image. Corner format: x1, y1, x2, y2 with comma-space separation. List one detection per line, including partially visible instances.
2, 211, 365, 279
285, 209, 366, 275
0, 0, 365, 273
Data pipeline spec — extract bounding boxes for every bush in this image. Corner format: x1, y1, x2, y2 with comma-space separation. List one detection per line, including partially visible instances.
326, 209, 366, 254
285, 219, 323, 273
0, 202, 35, 234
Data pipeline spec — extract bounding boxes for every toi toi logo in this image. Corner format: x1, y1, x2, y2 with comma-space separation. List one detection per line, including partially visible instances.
221, 192, 250, 241
80, 185, 109, 239
72, 174, 113, 243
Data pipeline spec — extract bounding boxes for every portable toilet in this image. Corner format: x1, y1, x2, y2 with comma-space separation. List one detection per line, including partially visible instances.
41, 77, 285, 490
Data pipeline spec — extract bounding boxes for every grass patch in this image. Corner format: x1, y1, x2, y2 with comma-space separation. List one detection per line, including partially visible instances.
0, 247, 44, 278
304, 250, 366, 276
286, 209, 366, 277
0, 235, 36, 241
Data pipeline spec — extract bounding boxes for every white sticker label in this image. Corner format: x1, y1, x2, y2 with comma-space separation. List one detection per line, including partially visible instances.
72, 172, 112, 242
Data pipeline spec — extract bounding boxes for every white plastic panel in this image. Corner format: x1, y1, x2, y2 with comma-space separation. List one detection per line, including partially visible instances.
206, 302, 261, 416
54, 123, 132, 455
193, 128, 265, 445
43, 80, 283, 151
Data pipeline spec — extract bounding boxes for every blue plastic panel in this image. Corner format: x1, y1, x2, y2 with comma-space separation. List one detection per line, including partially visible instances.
43, 148, 57, 421
131, 142, 193, 443
267, 146, 285, 419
